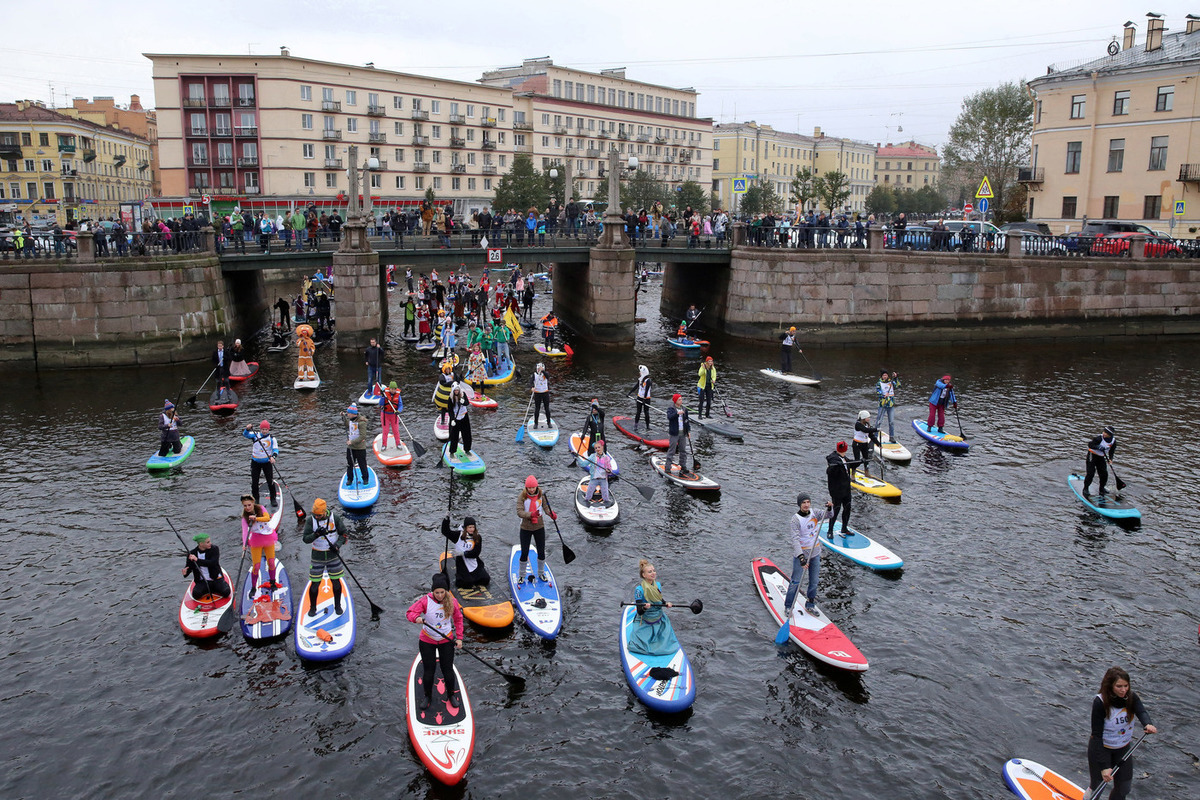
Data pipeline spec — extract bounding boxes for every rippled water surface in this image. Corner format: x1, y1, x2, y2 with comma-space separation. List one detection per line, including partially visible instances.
2, 279, 1197, 799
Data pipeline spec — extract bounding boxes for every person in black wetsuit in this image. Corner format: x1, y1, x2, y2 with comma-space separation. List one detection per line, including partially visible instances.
825, 441, 864, 534
274, 297, 291, 330
581, 399, 605, 456
440, 515, 490, 589
1083, 425, 1117, 497
1085, 666, 1157, 800
182, 532, 230, 599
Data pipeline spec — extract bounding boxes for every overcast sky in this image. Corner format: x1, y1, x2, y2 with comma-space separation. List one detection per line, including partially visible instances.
3, 0, 1187, 148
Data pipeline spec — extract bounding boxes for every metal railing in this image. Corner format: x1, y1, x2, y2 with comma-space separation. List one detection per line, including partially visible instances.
237, 97, 256, 107
243, 185, 261, 194
1179, 163, 1200, 181
322, 130, 342, 140
322, 100, 342, 112
238, 157, 259, 167
481, 118, 496, 127
234, 126, 258, 137
412, 135, 429, 146
481, 165, 497, 175
449, 113, 466, 124
368, 132, 387, 143
1017, 166, 1045, 183
182, 98, 207, 108
324, 158, 343, 168
481, 141, 496, 150
367, 104, 386, 116
210, 97, 231, 107
411, 109, 429, 121
412, 162, 431, 172
450, 137, 466, 148
451, 164, 466, 174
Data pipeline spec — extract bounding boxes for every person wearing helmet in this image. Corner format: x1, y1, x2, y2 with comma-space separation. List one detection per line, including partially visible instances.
340, 404, 370, 487
446, 381, 475, 461
926, 375, 957, 434
631, 365, 653, 431
696, 357, 717, 419
581, 398, 605, 456
242, 419, 279, 507
826, 441, 863, 535
516, 475, 557, 583
1083, 426, 1118, 497
779, 326, 801, 373
875, 370, 901, 441
852, 410, 880, 476
785, 493, 835, 615
530, 362, 552, 429
301, 499, 348, 616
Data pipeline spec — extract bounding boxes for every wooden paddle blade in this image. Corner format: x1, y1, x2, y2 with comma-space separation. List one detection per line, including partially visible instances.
774, 619, 791, 645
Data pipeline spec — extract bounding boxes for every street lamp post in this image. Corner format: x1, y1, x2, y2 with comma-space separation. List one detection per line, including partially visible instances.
341, 144, 378, 253
599, 147, 637, 247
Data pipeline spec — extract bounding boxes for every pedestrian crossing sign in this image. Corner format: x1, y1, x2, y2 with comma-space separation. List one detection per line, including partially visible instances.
732, 178, 748, 194
975, 177, 994, 199
1174, 200, 1186, 216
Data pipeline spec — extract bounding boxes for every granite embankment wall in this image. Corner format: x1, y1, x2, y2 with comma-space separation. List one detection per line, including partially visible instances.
672, 249, 1200, 344
0, 258, 265, 369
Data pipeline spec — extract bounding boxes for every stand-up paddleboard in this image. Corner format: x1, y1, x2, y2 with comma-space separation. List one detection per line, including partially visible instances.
434, 412, 450, 441
525, 417, 560, 448
570, 433, 620, 475
372, 433, 413, 467
147, 435, 195, 472
507, 545, 562, 639
575, 476, 619, 527
649, 454, 720, 492
666, 337, 708, 350
178, 568, 234, 638
760, 368, 820, 386
612, 415, 669, 449
402, 333, 419, 343
294, 572, 355, 661
439, 553, 514, 628
267, 338, 291, 353
441, 443, 486, 477
405, 653, 474, 786
227, 362, 259, 383
338, 466, 380, 509
357, 387, 383, 406
208, 387, 239, 416
850, 468, 902, 499
469, 393, 498, 410
877, 431, 912, 462
415, 341, 437, 352
432, 345, 449, 360
1068, 474, 1141, 520
483, 358, 515, 385
912, 419, 971, 450
1002, 758, 1084, 800
619, 605, 695, 713
818, 520, 903, 571
239, 558, 293, 640
751, 557, 868, 672
534, 343, 569, 357
294, 370, 321, 391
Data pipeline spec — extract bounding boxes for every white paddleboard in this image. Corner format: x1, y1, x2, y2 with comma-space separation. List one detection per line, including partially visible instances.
877, 431, 912, 462
760, 368, 820, 386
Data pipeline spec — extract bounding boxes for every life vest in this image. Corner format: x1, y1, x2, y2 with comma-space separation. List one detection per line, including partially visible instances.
382, 388, 402, 415
310, 517, 337, 552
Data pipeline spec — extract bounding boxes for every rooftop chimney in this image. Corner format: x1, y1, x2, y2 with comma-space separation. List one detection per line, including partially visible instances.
1146, 13, 1164, 52
129, 94, 143, 111
813, 126, 823, 138
1123, 21, 1136, 50
280, 45, 290, 57
1187, 13, 1200, 34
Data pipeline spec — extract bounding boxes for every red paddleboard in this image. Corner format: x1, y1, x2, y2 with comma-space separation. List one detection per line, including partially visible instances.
405, 653, 474, 785
611, 415, 668, 449
227, 362, 260, 383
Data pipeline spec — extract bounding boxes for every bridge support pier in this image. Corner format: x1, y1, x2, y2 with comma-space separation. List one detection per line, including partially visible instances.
552, 246, 637, 346
332, 219, 386, 350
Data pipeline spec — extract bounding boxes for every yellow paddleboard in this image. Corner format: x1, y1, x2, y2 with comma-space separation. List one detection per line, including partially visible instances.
850, 469, 902, 499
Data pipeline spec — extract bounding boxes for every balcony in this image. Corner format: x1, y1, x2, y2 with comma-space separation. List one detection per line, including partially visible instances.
679, 151, 692, 163
481, 117, 496, 128
586, 148, 601, 158
367, 104, 386, 116
412, 135, 429, 146
237, 97, 256, 107
553, 125, 567, 135
188, 187, 205, 197
513, 120, 532, 130
238, 156, 259, 167
1017, 166, 1044, 184
57, 141, 76, 154
234, 126, 258, 137
617, 131, 630, 140
481, 165, 498, 175
641, 153, 656, 163
212, 128, 233, 138
1179, 164, 1200, 182
597, 130, 610, 139
411, 109, 429, 121
82, 148, 96, 162
449, 137, 465, 148
216, 158, 234, 167
324, 158, 343, 168
481, 141, 497, 151
243, 185, 261, 194
215, 187, 236, 195
0, 142, 22, 158
449, 113, 466, 124
137, 159, 149, 170
655, 136, 666, 144
61, 168, 78, 177
113, 155, 127, 167
373, 160, 387, 170
636, 134, 651, 142
322, 100, 342, 112
367, 132, 387, 143
451, 164, 466, 174
182, 98, 207, 108
188, 127, 208, 137
515, 142, 534, 154
210, 97, 231, 108
322, 130, 342, 141
412, 162, 431, 173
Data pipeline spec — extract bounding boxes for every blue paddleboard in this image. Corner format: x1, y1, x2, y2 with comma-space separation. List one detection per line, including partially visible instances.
507, 545, 562, 639
147, 435, 195, 471
338, 465, 380, 509
1068, 473, 1140, 519
911, 419, 971, 450
239, 558, 294, 640
618, 605, 695, 713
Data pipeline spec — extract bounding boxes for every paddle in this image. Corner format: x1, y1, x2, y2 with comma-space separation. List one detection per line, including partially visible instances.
420, 621, 526, 688
620, 598, 703, 614
799, 349, 822, 381
514, 390, 535, 443
167, 518, 235, 633
263, 449, 307, 522
686, 430, 701, 472
715, 388, 733, 418
397, 415, 427, 457
1086, 733, 1149, 800
1017, 763, 1080, 800
540, 493, 575, 565
1110, 462, 1128, 492
574, 451, 656, 501
774, 548, 818, 645
952, 400, 966, 440
326, 540, 384, 619
186, 369, 215, 406
684, 306, 705, 332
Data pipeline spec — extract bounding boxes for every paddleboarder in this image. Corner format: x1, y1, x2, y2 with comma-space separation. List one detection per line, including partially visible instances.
516, 475, 557, 584
825, 442, 860, 535
364, 338, 384, 396
402, 294, 417, 339
157, 399, 183, 458
380, 381, 403, 450
229, 339, 251, 379
779, 327, 800, 373
340, 404, 370, 487
540, 311, 560, 352
406, 573, 464, 710
466, 343, 488, 397
926, 374, 957, 434
1085, 666, 1157, 800
632, 365, 653, 431
696, 357, 717, 419
874, 370, 901, 441
241, 494, 277, 594
447, 382, 475, 459
296, 326, 316, 381
212, 339, 230, 381
581, 399, 606, 456
301, 499, 348, 615
852, 411, 880, 476
274, 297, 291, 331
674, 322, 693, 345
664, 394, 691, 473
584, 439, 615, 505
440, 516, 490, 588
784, 494, 835, 616
182, 532, 230, 599
1083, 426, 1118, 498
684, 304, 700, 326
530, 363, 552, 430
629, 559, 679, 656
242, 420, 279, 507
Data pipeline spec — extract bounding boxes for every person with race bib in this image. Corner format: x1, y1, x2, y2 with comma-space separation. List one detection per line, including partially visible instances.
182, 532, 230, 599
696, 356, 717, 419
530, 362, 552, 429
1083, 426, 1118, 498
926, 374, 957, 434
664, 394, 691, 473
540, 311, 559, 351
240, 494, 278, 593
380, 381, 403, 449
301, 499, 347, 615
447, 381, 475, 459
158, 399, 183, 457
779, 326, 800, 372
516, 475, 557, 584
784, 493, 835, 616
581, 399, 605, 456
874, 370, 901, 441
296, 326, 316, 381
440, 515, 490, 589
1085, 666, 1157, 800
242, 419, 279, 507
340, 404, 370, 486
632, 365, 653, 431
853, 410, 880, 476
628, 559, 680, 656
584, 439, 615, 505
826, 442, 862, 535
406, 573, 464, 710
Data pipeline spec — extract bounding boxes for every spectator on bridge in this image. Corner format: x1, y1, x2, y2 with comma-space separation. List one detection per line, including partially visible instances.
231, 213, 246, 254
421, 202, 435, 236
328, 211, 343, 242
307, 211, 320, 250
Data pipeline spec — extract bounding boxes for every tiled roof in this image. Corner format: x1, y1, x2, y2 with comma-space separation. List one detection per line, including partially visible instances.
0, 102, 149, 141
878, 143, 938, 158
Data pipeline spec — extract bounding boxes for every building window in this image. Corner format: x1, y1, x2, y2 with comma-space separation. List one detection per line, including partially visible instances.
346, 90, 357, 106
466, 105, 474, 117
304, 172, 316, 187
394, 148, 404, 162
1156, 85, 1174, 112
326, 173, 337, 188
38, 133, 49, 147
394, 121, 404, 136
325, 144, 337, 160
1143, 195, 1162, 220
1065, 141, 1082, 174
431, 100, 440, 113
393, 95, 404, 109
347, 119, 357, 133
302, 143, 314, 159
1112, 90, 1129, 115
1106, 139, 1124, 172
1148, 136, 1168, 170
1035, 100, 1042, 123
322, 87, 334, 102
1102, 196, 1120, 218
431, 125, 441, 139
552, 79, 562, 97
468, 178, 476, 190
1070, 95, 1085, 119
43, 182, 55, 200
370, 174, 381, 188
415, 176, 424, 190
395, 176, 405, 189
302, 113, 313, 130
451, 177, 461, 190
713, 158, 719, 170
432, 151, 441, 164
1062, 196, 1077, 219
484, 178, 492, 191
41, 159, 53, 172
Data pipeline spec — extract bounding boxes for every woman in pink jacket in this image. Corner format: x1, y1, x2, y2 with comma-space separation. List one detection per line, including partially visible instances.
406, 573, 464, 709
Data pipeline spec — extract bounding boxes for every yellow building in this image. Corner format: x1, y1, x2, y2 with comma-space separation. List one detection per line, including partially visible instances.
875, 140, 940, 189
812, 127, 876, 214
712, 122, 816, 212
58, 95, 160, 196
0, 101, 154, 227
1025, 13, 1200, 232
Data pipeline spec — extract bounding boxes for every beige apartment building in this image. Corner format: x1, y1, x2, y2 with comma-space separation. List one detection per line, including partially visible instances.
711, 122, 816, 212
875, 141, 940, 189
1025, 13, 1200, 232
813, 127, 876, 215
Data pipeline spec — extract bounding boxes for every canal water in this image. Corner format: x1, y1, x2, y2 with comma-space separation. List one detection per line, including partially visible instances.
1, 276, 1196, 798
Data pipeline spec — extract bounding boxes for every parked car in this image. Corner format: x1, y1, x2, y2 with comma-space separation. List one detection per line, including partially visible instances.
1079, 220, 1157, 237
1091, 232, 1183, 258
999, 222, 1053, 236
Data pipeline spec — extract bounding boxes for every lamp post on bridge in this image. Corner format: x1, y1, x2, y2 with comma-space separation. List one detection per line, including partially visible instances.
598, 147, 638, 248
341, 144, 379, 253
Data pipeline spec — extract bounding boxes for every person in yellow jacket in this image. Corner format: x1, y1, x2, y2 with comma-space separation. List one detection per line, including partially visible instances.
696, 356, 717, 418
296, 324, 317, 380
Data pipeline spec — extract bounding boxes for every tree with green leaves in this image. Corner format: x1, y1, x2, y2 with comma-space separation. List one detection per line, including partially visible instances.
590, 169, 669, 214
789, 167, 816, 213
424, 186, 437, 205
675, 180, 709, 215
814, 170, 851, 214
943, 81, 1032, 224
492, 154, 549, 213
739, 181, 783, 216
865, 185, 896, 216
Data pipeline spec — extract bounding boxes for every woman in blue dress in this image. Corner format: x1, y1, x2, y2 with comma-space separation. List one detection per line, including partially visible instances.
628, 559, 680, 656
